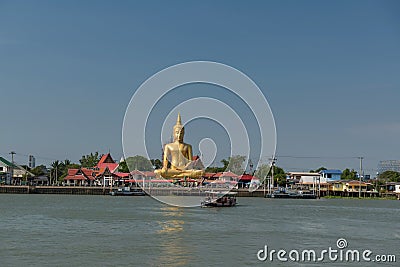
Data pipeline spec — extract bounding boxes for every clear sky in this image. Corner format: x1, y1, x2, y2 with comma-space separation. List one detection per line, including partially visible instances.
1, 0, 399, 175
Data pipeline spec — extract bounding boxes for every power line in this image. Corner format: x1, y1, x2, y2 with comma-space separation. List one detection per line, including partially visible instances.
277, 155, 359, 159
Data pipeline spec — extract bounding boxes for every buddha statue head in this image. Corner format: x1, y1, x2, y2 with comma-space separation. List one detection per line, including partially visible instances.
173, 113, 184, 143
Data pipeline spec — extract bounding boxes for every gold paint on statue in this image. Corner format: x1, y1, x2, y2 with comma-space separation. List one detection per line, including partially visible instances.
155, 113, 204, 179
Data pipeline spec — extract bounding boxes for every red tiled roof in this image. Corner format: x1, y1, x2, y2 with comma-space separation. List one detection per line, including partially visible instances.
68, 169, 79, 176
346, 180, 370, 185
150, 179, 173, 183
178, 178, 197, 182
143, 171, 155, 177
97, 163, 119, 172
203, 172, 216, 178
97, 153, 114, 164
131, 170, 145, 176
211, 180, 238, 184
81, 168, 94, 177
96, 153, 119, 172
114, 172, 130, 178
239, 174, 256, 182
65, 168, 96, 181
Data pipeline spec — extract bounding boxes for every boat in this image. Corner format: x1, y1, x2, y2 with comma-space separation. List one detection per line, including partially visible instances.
265, 189, 317, 199
110, 187, 146, 196
201, 191, 237, 207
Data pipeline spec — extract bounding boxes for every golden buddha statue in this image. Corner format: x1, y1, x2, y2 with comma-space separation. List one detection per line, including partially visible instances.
155, 113, 204, 179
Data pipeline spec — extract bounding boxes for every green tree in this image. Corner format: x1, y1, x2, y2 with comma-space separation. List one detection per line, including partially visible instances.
205, 158, 229, 173
226, 155, 246, 174
274, 166, 287, 186
255, 164, 286, 186
221, 159, 229, 169
341, 168, 358, 180
50, 160, 63, 184
125, 155, 154, 171
79, 152, 101, 168
150, 159, 163, 169
378, 171, 400, 182
59, 160, 80, 180
30, 165, 47, 176
63, 159, 71, 166
254, 164, 271, 182
118, 161, 129, 173
205, 156, 246, 174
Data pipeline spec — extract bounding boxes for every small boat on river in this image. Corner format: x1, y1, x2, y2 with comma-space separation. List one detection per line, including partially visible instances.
110, 187, 146, 196
201, 191, 237, 207
265, 189, 317, 199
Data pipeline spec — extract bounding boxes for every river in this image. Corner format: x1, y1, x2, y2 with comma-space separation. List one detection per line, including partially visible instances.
0, 195, 398, 266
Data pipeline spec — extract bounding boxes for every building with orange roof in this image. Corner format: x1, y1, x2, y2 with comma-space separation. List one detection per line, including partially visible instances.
95, 153, 119, 173
64, 168, 96, 186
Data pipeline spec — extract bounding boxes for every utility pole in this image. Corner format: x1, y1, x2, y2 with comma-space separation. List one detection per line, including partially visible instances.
9, 151, 16, 185
358, 157, 363, 198
269, 157, 277, 192
249, 159, 253, 175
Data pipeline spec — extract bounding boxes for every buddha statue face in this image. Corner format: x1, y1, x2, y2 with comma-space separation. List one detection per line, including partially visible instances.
173, 126, 184, 143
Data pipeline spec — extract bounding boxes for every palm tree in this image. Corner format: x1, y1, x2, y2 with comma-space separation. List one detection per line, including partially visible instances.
51, 160, 61, 185
63, 159, 71, 166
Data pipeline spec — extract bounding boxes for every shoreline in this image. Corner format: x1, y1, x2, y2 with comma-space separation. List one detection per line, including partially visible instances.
0, 185, 398, 199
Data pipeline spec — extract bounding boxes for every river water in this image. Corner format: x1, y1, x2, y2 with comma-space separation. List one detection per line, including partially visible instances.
0, 195, 398, 266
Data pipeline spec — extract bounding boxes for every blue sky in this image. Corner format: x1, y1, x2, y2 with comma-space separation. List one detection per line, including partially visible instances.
1, 0, 399, 175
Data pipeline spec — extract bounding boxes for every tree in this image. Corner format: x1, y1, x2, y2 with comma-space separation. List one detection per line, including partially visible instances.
50, 160, 63, 184
341, 168, 358, 180
221, 159, 229, 170
255, 164, 271, 182
205, 158, 229, 173
205, 156, 246, 174
63, 159, 71, 166
118, 161, 129, 173
273, 166, 287, 186
59, 160, 80, 180
310, 167, 327, 173
225, 155, 246, 174
125, 155, 154, 171
30, 165, 47, 176
79, 152, 101, 168
255, 164, 286, 186
150, 159, 162, 169
378, 171, 400, 182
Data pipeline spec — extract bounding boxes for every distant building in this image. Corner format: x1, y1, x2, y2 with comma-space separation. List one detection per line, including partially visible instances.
378, 160, 400, 173
64, 153, 122, 186
287, 170, 342, 189
94, 153, 119, 173
64, 168, 96, 186
287, 172, 321, 184
29, 155, 36, 168
0, 156, 34, 184
0, 156, 14, 184
320, 169, 342, 182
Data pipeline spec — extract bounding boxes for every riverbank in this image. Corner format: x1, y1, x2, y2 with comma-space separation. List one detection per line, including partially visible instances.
1, 185, 398, 199
0, 185, 265, 197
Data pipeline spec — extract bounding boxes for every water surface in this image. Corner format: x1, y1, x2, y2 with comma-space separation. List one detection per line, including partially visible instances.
0, 195, 398, 266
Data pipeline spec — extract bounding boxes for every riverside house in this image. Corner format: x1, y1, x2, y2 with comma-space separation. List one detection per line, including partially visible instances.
0, 156, 34, 185
0, 156, 13, 184
64, 153, 124, 186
